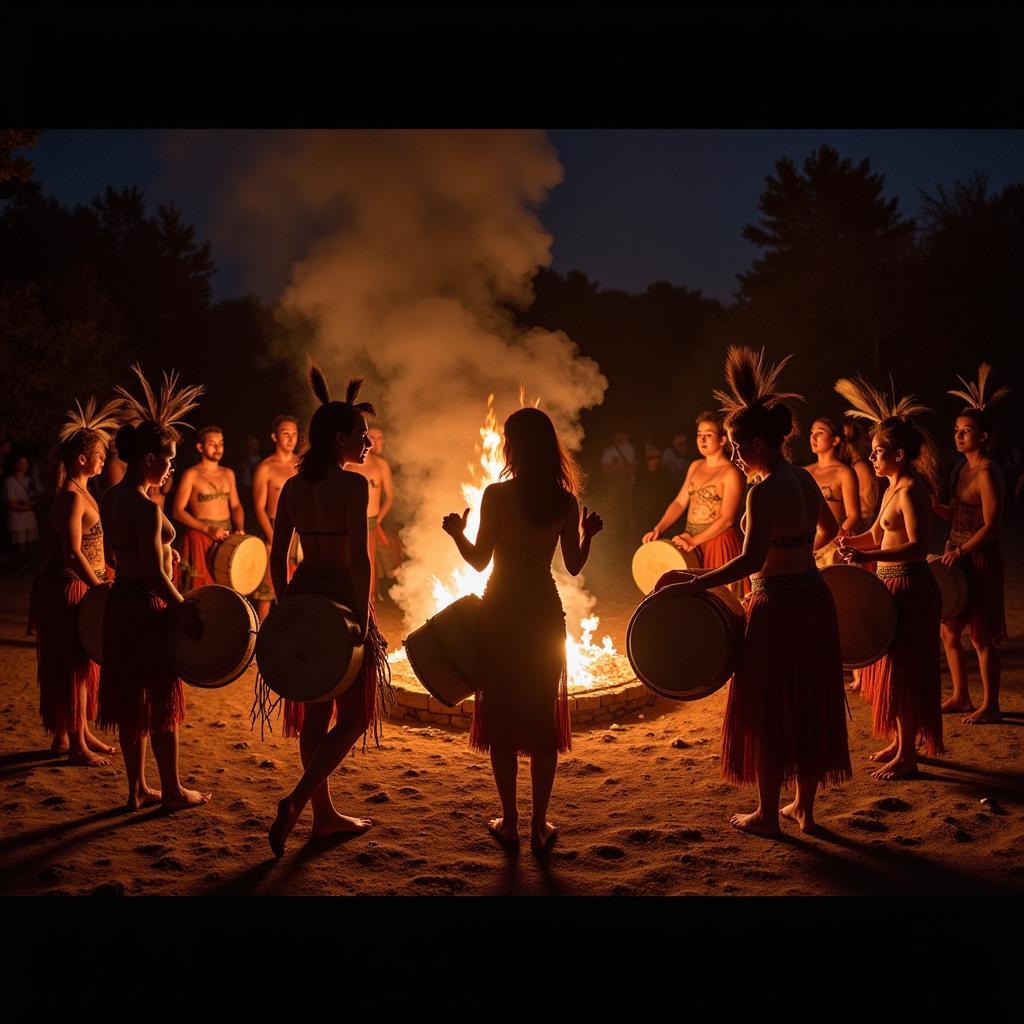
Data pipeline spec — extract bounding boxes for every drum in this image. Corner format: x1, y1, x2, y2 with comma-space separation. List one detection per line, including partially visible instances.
209, 534, 268, 595
813, 540, 844, 570
626, 570, 744, 700
166, 585, 259, 688
404, 594, 481, 707
927, 554, 969, 621
77, 581, 112, 664
631, 538, 701, 595
819, 565, 898, 669
255, 593, 364, 702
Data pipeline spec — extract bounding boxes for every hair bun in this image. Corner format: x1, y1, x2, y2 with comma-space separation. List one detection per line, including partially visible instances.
114, 423, 140, 462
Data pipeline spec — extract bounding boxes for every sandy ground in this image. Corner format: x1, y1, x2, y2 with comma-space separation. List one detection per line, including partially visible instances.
2, 527, 1023, 898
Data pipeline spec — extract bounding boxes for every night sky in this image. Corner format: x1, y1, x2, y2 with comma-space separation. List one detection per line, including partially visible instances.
29, 128, 1024, 305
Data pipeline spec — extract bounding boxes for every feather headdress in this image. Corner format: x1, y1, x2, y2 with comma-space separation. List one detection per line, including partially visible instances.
57, 396, 123, 446
114, 363, 204, 430
308, 360, 376, 417
834, 374, 931, 425
948, 362, 1010, 411
712, 345, 803, 416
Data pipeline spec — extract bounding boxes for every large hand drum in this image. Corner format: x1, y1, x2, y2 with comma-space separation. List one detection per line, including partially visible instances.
166, 585, 259, 687
77, 581, 112, 664
819, 565, 897, 669
209, 534, 268, 595
255, 593, 364, 702
404, 594, 481, 707
927, 554, 968, 621
627, 572, 745, 700
631, 539, 701, 595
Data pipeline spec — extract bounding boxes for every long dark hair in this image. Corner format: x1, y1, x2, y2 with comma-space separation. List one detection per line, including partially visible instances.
298, 363, 376, 482
500, 407, 580, 526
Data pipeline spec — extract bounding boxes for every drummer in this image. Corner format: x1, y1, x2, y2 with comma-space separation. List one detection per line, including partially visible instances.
251, 414, 300, 621
346, 423, 394, 598
642, 411, 748, 599
933, 363, 1010, 724
171, 425, 245, 592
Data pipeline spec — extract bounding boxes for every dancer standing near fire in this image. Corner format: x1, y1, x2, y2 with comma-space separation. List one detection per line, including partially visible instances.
655, 347, 850, 835
267, 367, 392, 859
933, 363, 1009, 724
443, 407, 603, 853
29, 397, 122, 765
642, 412, 749, 599
347, 424, 394, 597
98, 365, 209, 810
835, 376, 944, 779
251, 414, 301, 621
171, 425, 244, 592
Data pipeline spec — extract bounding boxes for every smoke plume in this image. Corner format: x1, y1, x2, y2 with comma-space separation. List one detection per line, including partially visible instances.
226, 131, 607, 631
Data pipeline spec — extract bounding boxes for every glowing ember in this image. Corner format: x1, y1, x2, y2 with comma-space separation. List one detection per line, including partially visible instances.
392, 393, 628, 692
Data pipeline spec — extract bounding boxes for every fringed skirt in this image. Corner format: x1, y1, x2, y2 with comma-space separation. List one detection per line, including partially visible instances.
29, 568, 100, 737
700, 526, 751, 600
178, 520, 226, 592
469, 564, 571, 758
97, 578, 186, 735
859, 562, 944, 755
950, 544, 1007, 647
721, 570, 851, 787
278, 562, 392, 747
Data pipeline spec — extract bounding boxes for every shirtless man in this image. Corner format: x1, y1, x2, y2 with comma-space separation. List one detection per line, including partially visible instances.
251, 414, 300, 620
347, 425, 394, 595
171, 425, 244, 592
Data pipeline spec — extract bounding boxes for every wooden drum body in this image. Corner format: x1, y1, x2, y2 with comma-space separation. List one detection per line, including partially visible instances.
209, 534, 268, 595
167, 585, 258, 688
77, 581, 112, 664
404, 594, 481, 708
631, 539, 701, 596
927, 554, 969, 621
255, 593, 364, 703
819, 564, 897, 669
626, 573, 744, 700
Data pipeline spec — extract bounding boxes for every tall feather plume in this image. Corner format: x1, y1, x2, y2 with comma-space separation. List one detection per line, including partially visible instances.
948, 362, 1011, 411
309, 362, 332, 405
347, 377, 376, 417
712, 345, 803, 415
114, 363, 204, 429
834, 374, 930, 425
58, 396, 124, 445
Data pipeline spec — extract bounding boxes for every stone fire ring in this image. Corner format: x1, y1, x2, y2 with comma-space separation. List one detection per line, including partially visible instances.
387, 677, 662, 731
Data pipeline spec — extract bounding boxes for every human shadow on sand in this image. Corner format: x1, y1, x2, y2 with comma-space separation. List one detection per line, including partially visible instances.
917, 755, 1024, 798
202, 858, 278, 896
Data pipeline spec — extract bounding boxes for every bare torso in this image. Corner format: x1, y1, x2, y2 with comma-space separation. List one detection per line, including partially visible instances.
348, 452, 387, 518
103, 484, 176, 581
184, 465, 233, 523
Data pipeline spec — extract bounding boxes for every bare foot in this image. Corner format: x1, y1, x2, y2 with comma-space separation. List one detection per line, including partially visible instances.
780, 801, 816, 834
962, 706, 1002, 725
161, 788, 211, 811
84, 730, 116, 755
871, 756, 917, 781
68, 747, 110, 768
942, 695, 975, 713
269, 797, 300, 859
848, 678, 861, 693
311, 813, 372, 838
729, 809, 780, 836
126, 787, 162, 811
487, 816, 520, 845
531, 819, 558, 853
869, 738, 899, 763
50, 734, 69, 756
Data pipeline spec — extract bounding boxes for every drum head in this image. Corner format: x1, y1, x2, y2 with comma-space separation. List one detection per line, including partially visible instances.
213, 535, 268, 595
631, 539, 700, 595
404, 594, 481, 706
167, 585, 258, 688
255, 593, 362, 702
77, 582, 112, 664
627, 587, 741, 700
819, 565, 898, 669
927, 555, 968, 621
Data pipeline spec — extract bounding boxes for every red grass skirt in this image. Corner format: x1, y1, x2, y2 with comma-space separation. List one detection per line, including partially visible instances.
948, 544, 1007, 647
721, 570, 851, 787
859, 563, 943, 755
97, 579, 186, 735
179, 527, 216, 591
275, 563, 392, 747
29, 569, 99, 737
469, 562, 571, 758
700, 527, 751, 599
